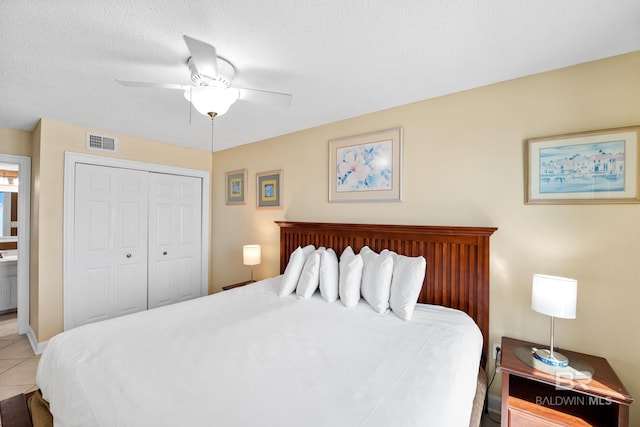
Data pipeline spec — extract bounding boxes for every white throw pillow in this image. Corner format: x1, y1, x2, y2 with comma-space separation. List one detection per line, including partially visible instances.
319, 248, 339, 302
360, 246, 394, 313
338, 247, 363, 307
296, 250, 322, 298
388, 251, 427, 321
278, 244, 316, 296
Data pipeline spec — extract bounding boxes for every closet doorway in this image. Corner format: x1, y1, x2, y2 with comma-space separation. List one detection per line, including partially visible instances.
63, 153, 210, 330
0, 154, 31, 337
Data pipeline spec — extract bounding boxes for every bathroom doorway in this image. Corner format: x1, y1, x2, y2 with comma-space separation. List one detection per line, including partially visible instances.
0, 155, 31, 338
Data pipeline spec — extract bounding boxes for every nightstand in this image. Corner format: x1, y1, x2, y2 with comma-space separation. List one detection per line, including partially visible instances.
499, 336, 632, 426
221, 280, 254, 291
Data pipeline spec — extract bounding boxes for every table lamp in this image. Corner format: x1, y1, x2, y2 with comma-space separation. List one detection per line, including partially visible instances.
531, 274, 577, 367
243, 244, 261, 282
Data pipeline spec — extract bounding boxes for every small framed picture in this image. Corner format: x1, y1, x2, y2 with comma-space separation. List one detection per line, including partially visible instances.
329, 128, 402, 202
225, 169, 247, 205
525, 126, 640, 204
256, 169, 282, 209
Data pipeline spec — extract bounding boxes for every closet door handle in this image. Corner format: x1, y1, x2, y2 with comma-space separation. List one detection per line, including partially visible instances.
163, 251, 168, 256
126, 253, 132, 258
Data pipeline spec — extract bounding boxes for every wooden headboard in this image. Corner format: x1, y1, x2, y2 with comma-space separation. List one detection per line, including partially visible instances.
276, 221, 497, 366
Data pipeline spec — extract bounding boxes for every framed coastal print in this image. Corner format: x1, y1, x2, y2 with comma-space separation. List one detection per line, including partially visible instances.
329, 128, 402, 202
525, 126, 640, 204
256, 169, 282, 209
225, 169, 247, 205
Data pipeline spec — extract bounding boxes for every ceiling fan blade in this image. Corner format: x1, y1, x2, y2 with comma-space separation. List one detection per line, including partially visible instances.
237, 88, 293, 108
183, 35, 218, 78
116, 79, 187, 90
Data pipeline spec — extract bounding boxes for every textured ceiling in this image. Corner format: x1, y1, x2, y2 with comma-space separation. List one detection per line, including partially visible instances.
1, 1, 639, 152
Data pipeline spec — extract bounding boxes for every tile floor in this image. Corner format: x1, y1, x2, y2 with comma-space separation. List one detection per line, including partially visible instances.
0, 312, 38, 401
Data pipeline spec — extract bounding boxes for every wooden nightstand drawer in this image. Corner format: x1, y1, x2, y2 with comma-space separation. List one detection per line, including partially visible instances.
508, 396, 592, 427
508, 405, 564, 427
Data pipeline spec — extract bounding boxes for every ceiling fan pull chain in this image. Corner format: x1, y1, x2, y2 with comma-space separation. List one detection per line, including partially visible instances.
189, 87, 193, 125
211, 118, 215, 152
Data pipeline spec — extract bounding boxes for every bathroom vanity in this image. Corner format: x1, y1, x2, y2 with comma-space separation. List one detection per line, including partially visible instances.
0, 253, 17, 312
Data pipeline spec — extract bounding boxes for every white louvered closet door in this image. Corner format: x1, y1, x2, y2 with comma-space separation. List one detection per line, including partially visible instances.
147, 172, 202, 309
73, 163, 149, 327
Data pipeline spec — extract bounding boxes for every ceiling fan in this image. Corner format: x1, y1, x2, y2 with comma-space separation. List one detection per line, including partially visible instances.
117, 35, 293, 119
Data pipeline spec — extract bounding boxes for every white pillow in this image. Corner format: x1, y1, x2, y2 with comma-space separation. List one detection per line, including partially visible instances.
338, 247, 363, 307
360, 246, 394, 313
319, 248, 339, 302
278, 244, 316, 296
296, 250, 322, 298
387, 251, 426, 321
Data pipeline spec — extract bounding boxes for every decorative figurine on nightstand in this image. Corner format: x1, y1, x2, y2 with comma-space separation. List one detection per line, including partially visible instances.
530, 274, 577, 367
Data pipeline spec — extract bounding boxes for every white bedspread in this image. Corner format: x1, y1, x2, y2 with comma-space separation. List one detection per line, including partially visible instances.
37, 276, 482, 427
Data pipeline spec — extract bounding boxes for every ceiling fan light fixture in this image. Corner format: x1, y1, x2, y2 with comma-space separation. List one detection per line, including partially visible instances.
184, 86, 239, 118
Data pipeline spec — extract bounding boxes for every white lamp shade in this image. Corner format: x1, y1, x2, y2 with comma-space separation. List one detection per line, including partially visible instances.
243, 245, 261, 266
531, 274, 577, 319
184, 86, 239, 117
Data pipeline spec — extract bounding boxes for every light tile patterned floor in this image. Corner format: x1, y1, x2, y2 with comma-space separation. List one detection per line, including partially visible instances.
0, 312, 38, 402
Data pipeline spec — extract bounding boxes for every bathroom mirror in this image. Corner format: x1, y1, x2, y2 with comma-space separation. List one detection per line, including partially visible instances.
0, 166, 19, 242
0, 192, 17, 238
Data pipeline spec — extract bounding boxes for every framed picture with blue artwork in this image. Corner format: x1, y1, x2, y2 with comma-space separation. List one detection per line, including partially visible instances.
525, 126, 640, 204
329, 128, 403, 202
256, 169, 282, 209
225, 169, 247, 205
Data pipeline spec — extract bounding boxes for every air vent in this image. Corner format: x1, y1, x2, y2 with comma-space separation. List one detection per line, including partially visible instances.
86, 133, 118, 153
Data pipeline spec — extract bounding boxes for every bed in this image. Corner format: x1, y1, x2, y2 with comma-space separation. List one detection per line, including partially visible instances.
7, 221, 497, 427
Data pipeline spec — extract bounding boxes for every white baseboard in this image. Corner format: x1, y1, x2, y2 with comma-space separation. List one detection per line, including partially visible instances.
26, 325, 48, 355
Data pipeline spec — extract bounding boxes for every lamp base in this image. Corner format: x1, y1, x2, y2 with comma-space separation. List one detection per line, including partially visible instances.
533, 348, 569, 367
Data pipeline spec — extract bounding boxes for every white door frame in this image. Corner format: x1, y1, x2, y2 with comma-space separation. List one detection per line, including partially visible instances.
0, 154, 31, 335
63, 152, 210, 331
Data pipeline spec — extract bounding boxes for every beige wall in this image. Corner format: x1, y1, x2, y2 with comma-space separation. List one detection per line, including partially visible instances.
212, 52, 640, 423
29, 119, 213, 341
0, 128, 32, 157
